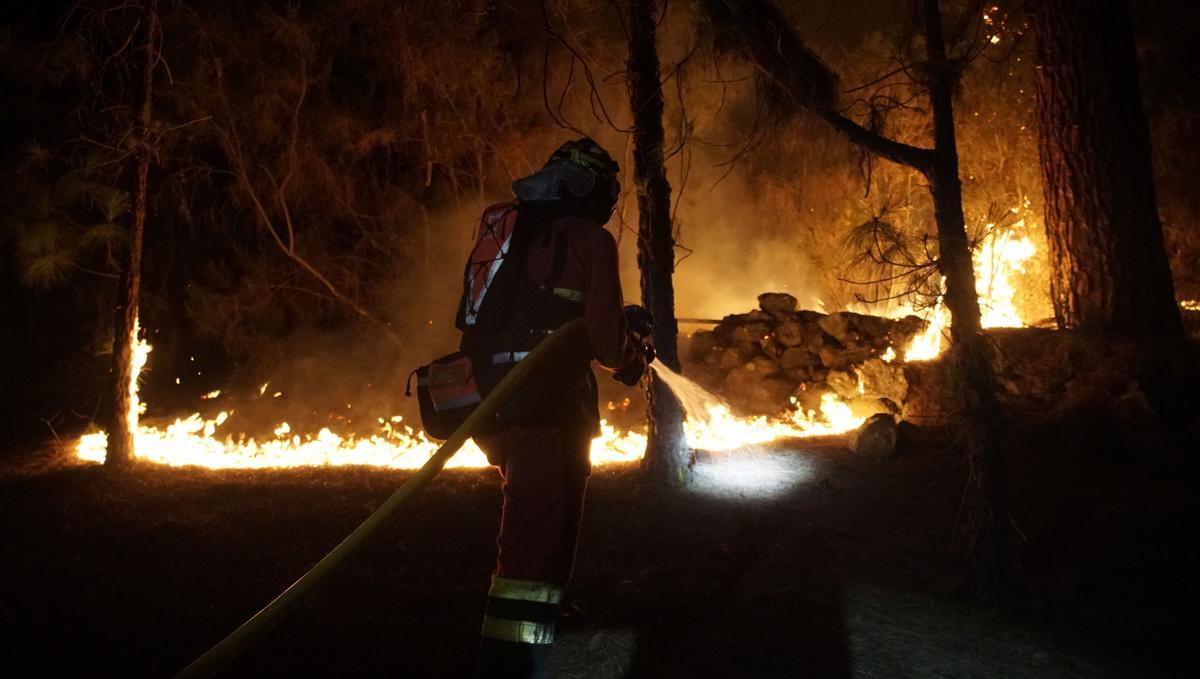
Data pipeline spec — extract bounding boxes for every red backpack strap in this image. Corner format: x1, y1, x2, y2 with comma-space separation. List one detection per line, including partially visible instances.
461, 203, 520, 327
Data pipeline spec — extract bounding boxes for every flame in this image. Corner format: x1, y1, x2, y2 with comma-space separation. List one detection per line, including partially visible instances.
74, 330, 864, 470
72, 207, 1044, 470
902, 206, 1039, 361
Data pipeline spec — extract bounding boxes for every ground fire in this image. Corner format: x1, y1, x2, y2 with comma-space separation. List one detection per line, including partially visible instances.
73, 203, 1044, 471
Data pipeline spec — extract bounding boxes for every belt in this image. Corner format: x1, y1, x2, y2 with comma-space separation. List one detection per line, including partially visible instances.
492, 351, 530, 365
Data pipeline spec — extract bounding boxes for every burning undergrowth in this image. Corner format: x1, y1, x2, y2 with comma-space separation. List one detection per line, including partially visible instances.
68, 200, 1065, 471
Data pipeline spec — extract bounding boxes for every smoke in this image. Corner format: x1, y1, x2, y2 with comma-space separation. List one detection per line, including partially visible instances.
141, 0, 1048, 443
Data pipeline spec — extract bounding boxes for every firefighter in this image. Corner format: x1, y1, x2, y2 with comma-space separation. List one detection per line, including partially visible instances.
456, 138, 649, 678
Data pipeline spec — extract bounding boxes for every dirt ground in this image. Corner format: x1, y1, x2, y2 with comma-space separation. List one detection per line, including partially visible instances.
1, 420, 1195, 678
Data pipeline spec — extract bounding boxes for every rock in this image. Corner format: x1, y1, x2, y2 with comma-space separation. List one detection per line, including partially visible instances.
730, 322, 772, 344
713, 311, 770, 342
759, 336, 782, 360
797, 310, 828, 324
850, 413, 898, 457
758, 292, 798, 318
779, 347, 817, 371
719, 347, 746, 370
725, 368, 793, 413
804, 327, 832, 354
855, 314, 893, 344
687, 331, 718, 362
839, 343, 876, 365
819, 345, 853, 370
818, 312, 853, 344
790, 381, 834, 413
826, 369, 861, 400
858, 357, 909, 404
775, 320, 805, 347
783, 367, 813, 383
847, 396, 895, 419
745, 355, 780, 377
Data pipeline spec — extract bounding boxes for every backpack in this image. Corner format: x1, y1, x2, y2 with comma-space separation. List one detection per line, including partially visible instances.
411, 203, 588, 440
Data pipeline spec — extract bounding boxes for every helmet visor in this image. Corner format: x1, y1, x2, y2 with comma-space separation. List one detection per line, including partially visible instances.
512, 162, 597, 203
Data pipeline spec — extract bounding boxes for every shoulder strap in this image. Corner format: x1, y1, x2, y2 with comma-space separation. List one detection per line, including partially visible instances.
548, 227, 570, 287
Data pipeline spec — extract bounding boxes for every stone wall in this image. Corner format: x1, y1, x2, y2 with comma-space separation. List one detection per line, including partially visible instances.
684, 293, 925, 418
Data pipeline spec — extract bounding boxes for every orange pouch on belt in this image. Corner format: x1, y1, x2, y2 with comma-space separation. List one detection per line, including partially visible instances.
411, 352, 483, 441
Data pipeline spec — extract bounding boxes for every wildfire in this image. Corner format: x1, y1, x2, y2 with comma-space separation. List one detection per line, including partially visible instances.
902, 208, 1039, 361
71, 206, 1043, 471
74, 340, 862, 470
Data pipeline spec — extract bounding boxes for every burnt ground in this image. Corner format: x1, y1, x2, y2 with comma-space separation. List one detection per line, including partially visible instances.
1, 421, 1196, 678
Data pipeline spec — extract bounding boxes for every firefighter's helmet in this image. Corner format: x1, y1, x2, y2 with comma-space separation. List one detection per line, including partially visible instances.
512, 137, 620, 222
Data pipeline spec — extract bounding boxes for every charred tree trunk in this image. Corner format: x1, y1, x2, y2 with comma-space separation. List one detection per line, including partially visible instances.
627, 0, 691, 486
1031, 0, 1182, 335
922, 0, 1007, 600
104, 0, 158, 468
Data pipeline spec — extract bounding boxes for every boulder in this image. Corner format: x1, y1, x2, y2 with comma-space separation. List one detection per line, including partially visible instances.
818, 312, 854, 344
855, 314, 893, 344
719, 347, 747, 370
839, 343, 876, 365
819, 345, 853, 370
745, 355, 781, 377
790, 381, 834, 413
858, 357, 909, 404
779, 347, 817, 371
850, 413, 898, 458
726, 368, 793, 413
826, 369, 861, 400
797, 310, 828, 324
687, 330, 718, 362
759, 336, 783, 360
758, 292, 798, 318
730, 322, 772, 345
713, 311, 770, 342
804, 326, 831, 354
783, 367, 813, 383
775, 320, 806, 347
847, 396, 895, 419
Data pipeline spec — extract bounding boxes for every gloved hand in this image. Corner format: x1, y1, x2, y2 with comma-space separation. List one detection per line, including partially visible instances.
612, 349, 647, 386
623, 304, 654, 340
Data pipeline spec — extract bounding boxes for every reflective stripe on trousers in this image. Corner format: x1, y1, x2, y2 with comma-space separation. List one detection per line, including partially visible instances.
480, 576, 563, 646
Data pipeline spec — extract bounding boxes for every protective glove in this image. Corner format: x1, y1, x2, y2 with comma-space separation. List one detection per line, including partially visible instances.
612, 349, 647, 386
623, 304, 654, 340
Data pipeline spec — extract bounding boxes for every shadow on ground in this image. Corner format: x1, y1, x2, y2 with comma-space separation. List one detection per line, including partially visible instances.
1, 423, 1194, 677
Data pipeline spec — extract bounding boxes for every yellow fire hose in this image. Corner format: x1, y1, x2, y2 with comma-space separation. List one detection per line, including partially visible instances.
174, 319, 586, 679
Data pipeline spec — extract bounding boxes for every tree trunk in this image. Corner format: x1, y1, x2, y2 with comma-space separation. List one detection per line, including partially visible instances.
694, 0, 1008, 596
921, 0, 1008, 601
1031, 0, 1182, 336
105, 0, 158, 468
627, 0, 691, 486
